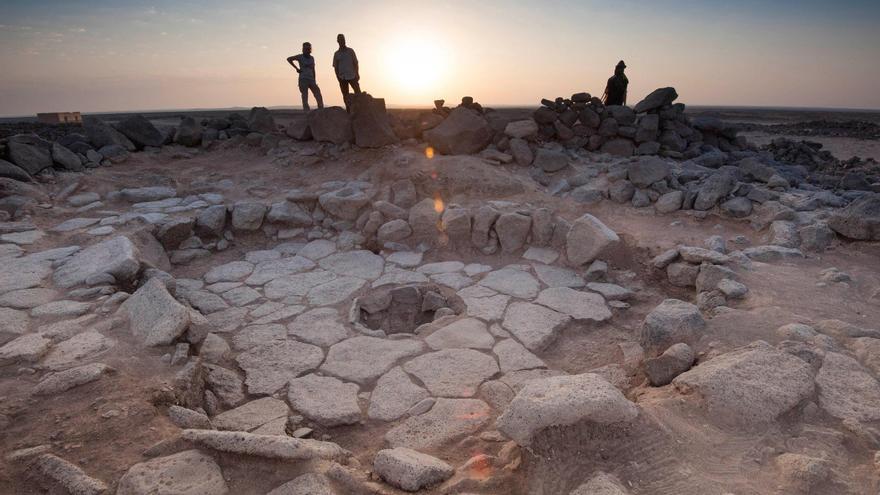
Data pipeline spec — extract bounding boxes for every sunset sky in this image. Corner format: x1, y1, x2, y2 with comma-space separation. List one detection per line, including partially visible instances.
1, 0, 879, 116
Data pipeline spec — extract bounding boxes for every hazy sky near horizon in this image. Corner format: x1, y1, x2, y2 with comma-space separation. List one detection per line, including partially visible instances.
1, 0, 879, 116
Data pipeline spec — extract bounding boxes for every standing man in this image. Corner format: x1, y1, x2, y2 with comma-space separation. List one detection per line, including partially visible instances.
333, 34, 360, 111
287, 42, 323, 111
602, 60, 629, 106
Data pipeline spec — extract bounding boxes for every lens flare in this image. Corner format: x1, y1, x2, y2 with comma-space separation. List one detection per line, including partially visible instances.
433, 192, 444, 213
425, 146, 435, 159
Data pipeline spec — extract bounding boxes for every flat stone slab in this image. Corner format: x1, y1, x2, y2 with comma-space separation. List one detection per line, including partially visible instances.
0, 230, 45, 245
501, 301, 571, 351
40, 330, 115, 370
287, 308, 349, 347
522, 247, 559, 264
430, 272, 473, 290
51, 218, 101, 233
306, 276, 365, 306
403, 349, 499, 397
235, 341, 323, 395
181, 429, 348, 461
460, 291, 510, 322
53, 236, 141, 288
586, 282, 633, 301
0, 261, 53, 295
221, 286, 262, 306
231, 324, 287, 351
673, 341, 814, 426
535, 287, 612, 321
287, 373, 361, 426
368, 366, 430, 421
385, 398, 491, 451
0, 307, 29, 335
31, 300, 91, 319
497, 373, 639, 446
0, 333, 51, 366
387, 251, 423, 268
320, 336, 425, 384
417, 261, 465, 275
212, 397, 290, 432
372, 269, 429, 288
117, 450, 228, 495
266, 473, 336, 495
478, 267, 540, 299
493, 339, 546, 373
204, 261, 254, 284
319, 250, 384, 280
816, 352, 880, 422
264, 270, 336, 299
33, 363, 113, 396
532, 264, 586, 288
373, 447, 454, 492
425, 318, 495, 350
297, 239, 337, 260
245, 256, 316, 285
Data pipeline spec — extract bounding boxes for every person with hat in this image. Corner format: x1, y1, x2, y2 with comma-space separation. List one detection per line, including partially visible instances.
603, 60, 629, 106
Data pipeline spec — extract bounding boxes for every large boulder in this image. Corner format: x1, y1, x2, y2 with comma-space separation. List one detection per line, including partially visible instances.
600, 138, 634, 157
827, 194, 880, 240
120, 278, 191, 346
0, 159, 31, 182
504, 119, 539, 139
51, 142, 83, 171
565, 214, 620, 266
6, 135, 52, 175
174, 117, 203, 147
673, 341, 814, 426
115, 115, 164, 149
53, 236, 142, 288
350, 93, 398, 148
424, 107, 492, 155
533, 148, 569, 172
308, 107, 353, 144
84, 118, 135, 151
640, 299, 705, 355
633, 87, 679, 113
627, 156, 671, 187
496, 373, 639, 446
318, 187, 369, 220
694, 172, 737, 210
248, 107, 276, 133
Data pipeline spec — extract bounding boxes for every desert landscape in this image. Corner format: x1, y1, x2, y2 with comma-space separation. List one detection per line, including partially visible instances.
3, 1, 880, 493
0, 87, 879, 494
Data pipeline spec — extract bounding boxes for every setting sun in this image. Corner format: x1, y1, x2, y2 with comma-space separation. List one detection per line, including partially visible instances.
382, 32, 450, 97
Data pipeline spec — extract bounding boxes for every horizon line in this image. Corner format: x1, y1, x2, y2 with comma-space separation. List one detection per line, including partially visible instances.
3, 103, 880, 120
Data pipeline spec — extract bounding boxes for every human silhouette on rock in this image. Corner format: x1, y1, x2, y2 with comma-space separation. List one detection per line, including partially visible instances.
333, 34, 361, 111
287, 42, 324, 111
603, 60, 629, 106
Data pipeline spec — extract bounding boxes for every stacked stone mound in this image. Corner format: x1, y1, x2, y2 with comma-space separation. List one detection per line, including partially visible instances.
530, 87, 745, 158
0, 107, 279, 183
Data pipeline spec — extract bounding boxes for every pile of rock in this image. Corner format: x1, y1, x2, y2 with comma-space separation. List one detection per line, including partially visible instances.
286, 93, 399, 148
0, 107, 281, 183
652, 244, 751, 313
528, 87, 746, 158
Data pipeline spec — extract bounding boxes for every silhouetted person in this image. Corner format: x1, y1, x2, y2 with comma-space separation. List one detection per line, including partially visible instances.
603, 60, 629, 106
333, 34, 360, 111
287, 42, 323, 111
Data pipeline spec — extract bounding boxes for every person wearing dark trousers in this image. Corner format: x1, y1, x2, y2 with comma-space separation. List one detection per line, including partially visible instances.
286, 42, 323, 111
333, 33, 360, 111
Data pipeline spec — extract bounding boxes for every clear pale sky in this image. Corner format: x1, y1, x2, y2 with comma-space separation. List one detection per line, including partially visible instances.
1, 0, 879, 116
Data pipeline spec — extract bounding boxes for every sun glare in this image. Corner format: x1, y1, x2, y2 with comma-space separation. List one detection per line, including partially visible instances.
383, 33, 449, 96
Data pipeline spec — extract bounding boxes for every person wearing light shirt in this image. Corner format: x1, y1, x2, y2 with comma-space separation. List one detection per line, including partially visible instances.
332, 33, 361, 111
